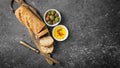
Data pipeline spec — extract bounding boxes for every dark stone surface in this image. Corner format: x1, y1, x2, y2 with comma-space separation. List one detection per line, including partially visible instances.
0, 0, 120, 68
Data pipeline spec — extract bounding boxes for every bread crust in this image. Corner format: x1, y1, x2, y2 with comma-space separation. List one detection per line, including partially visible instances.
36, 28, 49, 38
15, 5, 45, 34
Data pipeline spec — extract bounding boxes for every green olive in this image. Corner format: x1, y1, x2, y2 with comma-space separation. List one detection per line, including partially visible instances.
50, 15, 55, 21
55, 17, 59, 22
47, 11, 51, 15
55, 13, 58, 17
47, 21, 52, 25
51, 10, 55, 15
53, 21, 56, 24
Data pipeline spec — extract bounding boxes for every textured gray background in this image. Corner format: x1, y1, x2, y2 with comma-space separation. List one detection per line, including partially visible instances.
0, 0, 120, 68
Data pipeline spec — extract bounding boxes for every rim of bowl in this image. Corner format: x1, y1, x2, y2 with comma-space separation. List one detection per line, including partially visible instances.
44, 9, 61, 27
52, 25, 69, 41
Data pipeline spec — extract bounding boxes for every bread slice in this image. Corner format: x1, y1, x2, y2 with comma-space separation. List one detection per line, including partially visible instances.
15, 5, 45, 34
40, 45, 54, 54
36, 28, 49, 38
39, 36, 54, 47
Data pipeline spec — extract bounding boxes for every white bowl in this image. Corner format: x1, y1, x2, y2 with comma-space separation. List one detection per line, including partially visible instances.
52, 25, 69, 41
44, 9, 61, 27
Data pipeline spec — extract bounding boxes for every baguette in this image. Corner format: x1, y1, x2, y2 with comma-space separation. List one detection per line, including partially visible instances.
15, 5, 54, 53
13, 0, 58, 64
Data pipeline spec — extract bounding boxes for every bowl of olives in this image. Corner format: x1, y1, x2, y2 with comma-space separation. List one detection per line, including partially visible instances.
44, 9, 61, 27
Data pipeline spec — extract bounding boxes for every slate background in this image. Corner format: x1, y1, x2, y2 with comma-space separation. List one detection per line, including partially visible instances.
0, 0, 120, 68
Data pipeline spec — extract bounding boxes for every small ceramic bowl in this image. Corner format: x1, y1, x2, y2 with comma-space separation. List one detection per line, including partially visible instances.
52, 25, 69, 41
44, 9, 61, 27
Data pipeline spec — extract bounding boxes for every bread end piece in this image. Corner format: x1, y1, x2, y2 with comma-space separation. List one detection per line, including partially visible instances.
39, 45, 54, 54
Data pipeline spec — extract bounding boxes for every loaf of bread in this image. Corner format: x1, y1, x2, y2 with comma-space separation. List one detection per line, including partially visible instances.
14, 0, 59, 64
15, 5, 54, 54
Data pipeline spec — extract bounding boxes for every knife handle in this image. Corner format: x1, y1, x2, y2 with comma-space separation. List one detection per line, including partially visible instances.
20, 41, 39, 53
